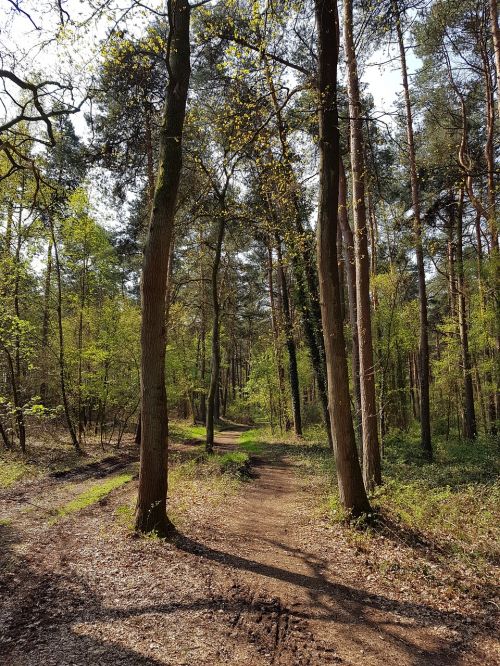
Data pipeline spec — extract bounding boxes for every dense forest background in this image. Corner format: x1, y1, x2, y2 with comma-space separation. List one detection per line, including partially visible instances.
1, 0, 498, 517
1, 1, 499, 663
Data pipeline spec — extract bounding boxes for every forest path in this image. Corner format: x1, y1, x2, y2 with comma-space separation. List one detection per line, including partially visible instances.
0, 448, 137, 527
0, 429, 495, 665
188, 431, 480, 665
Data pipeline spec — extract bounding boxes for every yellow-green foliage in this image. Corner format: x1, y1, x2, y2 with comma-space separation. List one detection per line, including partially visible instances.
238, 429, 266, 454
0, 457, 38, 487
55, 473, 133, 519
169, 420, 207, 442
167, 450, 250, 527
368, 432, 500, 564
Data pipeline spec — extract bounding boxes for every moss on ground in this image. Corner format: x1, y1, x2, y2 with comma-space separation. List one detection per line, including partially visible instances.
0, 457, 39, 487
54, 473, 133, 520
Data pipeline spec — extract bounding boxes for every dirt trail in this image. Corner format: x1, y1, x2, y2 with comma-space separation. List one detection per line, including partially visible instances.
0, 429, 497, 665
186, 431, 487, 665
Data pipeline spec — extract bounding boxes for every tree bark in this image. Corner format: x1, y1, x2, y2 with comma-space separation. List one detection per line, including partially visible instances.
267, 243, 288, 432
479, 37, 499, 253
393, 0, 432, 460
455, 189, 477, 439
4, 347, 25, 453
490, 0, 500, 118
338, 159, 362, 439
136, 0, 191, 536
40, 239, 52, 405
206, 214, 226, 453
343, 0, 381, 490
47, 214, 80, 452
0, 416, 10, 449
314, 0, 371, 516
276, 236, 303, 437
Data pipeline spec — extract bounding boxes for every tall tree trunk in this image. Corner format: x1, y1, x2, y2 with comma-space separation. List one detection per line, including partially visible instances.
394, 0, 432, 460
136, 0, 191, 536
3, 348, 26, 453
267, 243, 288, 432
206, 215, 226, 453
409, 353, 418, 420
447, 216, 457, 319
479, 38, 499, 253
314, 0, 370, 516
343, 0, 381, 490
480, 34, 500, 429
47, 215, 79, 452
276, 236, 302, 437
199, 245, 207, 423
0, 417, 10, 450
40, 239, 52, 405
490, 0, 500, 118
262, 60, 332, 446
338, 159, 362, 439
13, 214, 22, 381
77, 264, 87, 447
455, 189, 477, 439
337, 224, 346, 323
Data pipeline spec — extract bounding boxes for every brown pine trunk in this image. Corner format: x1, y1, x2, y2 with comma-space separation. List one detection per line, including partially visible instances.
206, 215, 226, 453
394, 0, 432, 459
40, 239, 52, 405
489, 0, 500, 119
344, 0, 381, 490
409, 354, 418, 420
276, 236, 302, 437
46, 214, 79, 451
199, 249, 207, 423
479, 36, 500, 429
3, 348, 26, 452
479, 39, 499, 253
455, 189, 477, 439
315, 0, 370, 516
0, 417, 10, 449
447, 217, 457, 319
136, 0, 191, 536
267, 243, 288, 432
77, 264, 87, 448
337, 224, 346, 324
338, 159, 362, 439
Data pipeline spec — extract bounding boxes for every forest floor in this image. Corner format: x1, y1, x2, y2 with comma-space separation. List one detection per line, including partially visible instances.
0, 425, 498, 665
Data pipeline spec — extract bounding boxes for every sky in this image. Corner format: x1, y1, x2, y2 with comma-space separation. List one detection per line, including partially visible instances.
1, 0, 421, 127
1, 0, 421, 229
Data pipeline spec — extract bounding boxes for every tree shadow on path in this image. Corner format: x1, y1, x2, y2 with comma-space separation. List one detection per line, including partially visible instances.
173, 526, 494, 665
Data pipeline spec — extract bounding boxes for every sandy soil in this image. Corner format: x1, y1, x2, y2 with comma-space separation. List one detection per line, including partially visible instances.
0, 430, 498, 665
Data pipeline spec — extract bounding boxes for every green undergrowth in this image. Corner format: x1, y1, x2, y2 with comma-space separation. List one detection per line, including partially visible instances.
0, 455, 39, 487
116, 449, 251, 531
368, 429, 500, 565
238, 429, 266, 454
238, 425, 332, 470
240, 423, 499, 567
0, 434, 131, 486
169, 420, 208, 443
169, 419, 247, 445
53, 472, 133, 521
